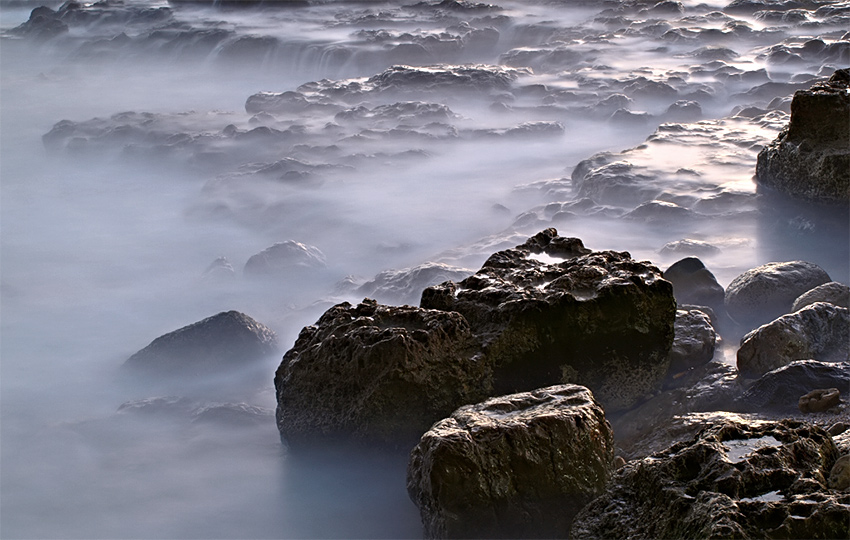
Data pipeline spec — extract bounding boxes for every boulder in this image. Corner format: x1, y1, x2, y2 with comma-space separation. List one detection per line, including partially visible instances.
407, 385, 614, 539
799, 388, 841, 414
735, 360, 850, 414
667, 309, 717, 373
274, 299, 490, 446
724, 260, 831, 329
663, 257, 725, 312
243, 240, 326, 278
829, 455, 850, 491
421, 228, 677, 413
755, 69, 849, 204
356, 262, 473, 306
737, 302, 850, 378
572, 420, 849, 539
124, 311, 278, 375
792, 281, 850, 311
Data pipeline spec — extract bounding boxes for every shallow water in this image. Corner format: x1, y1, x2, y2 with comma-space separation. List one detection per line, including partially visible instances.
1, 0, 848, 537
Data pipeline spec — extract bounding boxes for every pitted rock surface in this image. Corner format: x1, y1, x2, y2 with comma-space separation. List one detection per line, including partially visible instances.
421, 228, 676, 413
408, 385, 614, 539
274, 298, 490, 446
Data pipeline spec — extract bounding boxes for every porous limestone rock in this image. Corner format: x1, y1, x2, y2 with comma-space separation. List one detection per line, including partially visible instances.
408, 385, 614, 539
799, 388, 841, 414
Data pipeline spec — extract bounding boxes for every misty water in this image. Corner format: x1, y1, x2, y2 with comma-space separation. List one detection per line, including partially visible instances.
1, 0, 847, 537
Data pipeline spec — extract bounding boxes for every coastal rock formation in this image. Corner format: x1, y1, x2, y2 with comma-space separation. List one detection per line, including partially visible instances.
244, 240, 327, 278
663, 257, 725, 313
798, 388, 841, 414
668, 309, 717, 373
407, 385, 614, 539
792, 281, 850, 312
572, 420, 849, 539
355, 262, 473, 306
274, 299, 489, 446
737, 302, 850, 378
124, 311, 278, 375
735, 360, 850, 414
724, 260, 831, 329
756, 69, 850, 203
421, 228, 676, 413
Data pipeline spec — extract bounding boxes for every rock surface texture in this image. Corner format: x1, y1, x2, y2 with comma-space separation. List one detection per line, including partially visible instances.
735, 360, 850, 414
421, 228, 676, 413
737, 302, 850, 378
725, 260, 831, 329
407, 385, 614, 539
668, 309, 717, 373
792, 281, 850, 312
243, 240, 326, 278
756, 69, 850, 204
124, 311, 278, 374
274, 299, 489, 446
663, 257, 725, 313
572, 420, 849, 539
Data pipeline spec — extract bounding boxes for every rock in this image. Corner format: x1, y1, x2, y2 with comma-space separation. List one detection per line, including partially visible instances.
659, 239, 721, 257
421, 228, 676, 413
124, 311, 279, 375
356, 262, 473, 306
799, 388, 841, 414
829, 455, 850, 491
735, 360, 850, 414
572, 420, 848, 539
737, 303, 850, 378
407, 385, 614, 539
792, 281, 850, 311
191, 402, 274, 427
243, 241, 326, 278
756, 69, 850, 203
724, 260, 831, 329
623, 200, 693, 224
274, 299, 491, 446
663, 257, 725, 313
202, 256, 235, 281
668, 309, 717, 373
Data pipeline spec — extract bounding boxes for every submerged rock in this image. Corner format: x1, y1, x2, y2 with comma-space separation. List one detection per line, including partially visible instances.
243, 240, 326, 278
274, 299, 489, 446
124, 311, 279, 375
421, 228, 676, 413
724, 260, 831, 329
792, 281, 850, 311
756, 69, 850, 203
572, 420, 848, 539
737, 302, 850, 378
356, 262, 473, 306
407, 385, 614, 539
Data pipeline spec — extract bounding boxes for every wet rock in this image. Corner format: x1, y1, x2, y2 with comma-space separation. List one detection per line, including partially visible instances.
356, 262, 473, 306
191, 402, 274, 428
243, 241, 326, 278
659, 239, 721, 257
572, 420, 848, 540
668, 309, 717, 373
724, 260, 831, 329
572, 161, 660, 207
799, 388, 841, 414
792, 281, 850, 311
124, 311, 279, 375
663, 257, 725, 313
829, 455, 850, 490
202, 256, 235, 282
624, 199, 693, 224
735, 360, 850, 414
421, 228, 676, 413
756, 69, 850, 203
274, 299, 491, 446
737, 303, 850, 378
407, 385, 614, 539
662, 99, 702, 121
9, 6, 69, 39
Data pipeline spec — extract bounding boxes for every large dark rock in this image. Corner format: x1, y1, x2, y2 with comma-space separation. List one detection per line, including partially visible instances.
124, 311, 278, 375
756, 69, 850, 203
274, 299, 490, 446
724, 260, 831, 329
421, 228, 677, 413
735, 360, 850, 414
407, 385, 614, 539
572, 420, 849, 539
737, 302, 850, 378
667, 309, 717, 373
663, 257, 725, 313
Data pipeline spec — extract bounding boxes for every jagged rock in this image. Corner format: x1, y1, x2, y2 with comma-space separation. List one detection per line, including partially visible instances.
756, 69, 850, 203
724, 260, 831, 329
274, 299, 490, 446
792, 281, 850, 311
572, 420, 849, 539
668, 309, 717, 373
243, 240, 326, 278
421, 228, 676, 413
735, 360, 850, 414
737, 303, 850, 378
124, 311, 279, 374
799, 388, 841, 414
407, 385, 614, 539
663, 257, 725, 313
356, 262, 473, 306
829, 455, 850, 490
